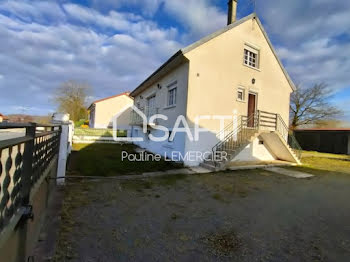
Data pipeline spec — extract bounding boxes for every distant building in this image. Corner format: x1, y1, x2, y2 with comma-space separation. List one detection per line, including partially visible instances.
294, 129, 350, 155
0, 113, 9, 123
88, 92, 133, 129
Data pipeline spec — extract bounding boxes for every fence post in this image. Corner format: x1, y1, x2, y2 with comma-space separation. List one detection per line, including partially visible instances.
56, 124, 69, 185
21, 123, 36, 206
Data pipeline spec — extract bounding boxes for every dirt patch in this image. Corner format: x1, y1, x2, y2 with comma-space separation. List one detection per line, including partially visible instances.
203, 229, 243, 258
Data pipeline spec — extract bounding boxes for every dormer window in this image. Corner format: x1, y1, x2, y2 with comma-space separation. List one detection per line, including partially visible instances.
244, 45, 259, 69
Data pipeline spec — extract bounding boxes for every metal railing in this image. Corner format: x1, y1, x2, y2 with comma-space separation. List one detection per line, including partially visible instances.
212, 114, 259, 163
275, 115, 303, 160
212, 110, 302, 165
0, 123, 61, 232
130, 107, 159, 125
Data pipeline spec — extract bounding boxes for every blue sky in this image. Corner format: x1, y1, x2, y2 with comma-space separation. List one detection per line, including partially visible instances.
0, 0, 349, 122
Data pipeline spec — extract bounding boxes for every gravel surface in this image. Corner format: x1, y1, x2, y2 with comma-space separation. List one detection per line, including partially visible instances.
54, 169, 350, 261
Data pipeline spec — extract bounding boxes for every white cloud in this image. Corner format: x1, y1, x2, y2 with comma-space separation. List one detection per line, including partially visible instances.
0, 1, 183, 115
0, 0, 65, 22
257, 0, 350, 91
162, 0, 226, 39
89, 0, 226, 40
91, 0, 163, 16
1, 0, 349, 117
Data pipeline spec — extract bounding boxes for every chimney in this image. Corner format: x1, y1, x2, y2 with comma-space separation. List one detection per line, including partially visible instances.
227, 0, 238, 25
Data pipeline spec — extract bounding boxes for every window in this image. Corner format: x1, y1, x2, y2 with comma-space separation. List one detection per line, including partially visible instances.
147, 95, 156, 117
237, 88, 245, 102
147, 95, 156, 108
244, 47, 259, 69
167, 81, 177, 107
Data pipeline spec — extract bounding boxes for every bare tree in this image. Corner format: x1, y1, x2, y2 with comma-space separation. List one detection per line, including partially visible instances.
54, 80, 92, 122
314, 119, 345, 128
290, 83, 342, 129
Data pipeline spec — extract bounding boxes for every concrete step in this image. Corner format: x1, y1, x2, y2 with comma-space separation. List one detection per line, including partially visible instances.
200, 162, 220, 172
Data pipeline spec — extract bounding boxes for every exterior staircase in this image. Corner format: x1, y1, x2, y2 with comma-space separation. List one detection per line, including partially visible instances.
200, 111, 302, 171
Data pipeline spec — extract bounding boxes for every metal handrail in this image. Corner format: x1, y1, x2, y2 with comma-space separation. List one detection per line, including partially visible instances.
212, 113, 258, 154
0, 136, 33, 150
130, 107, 159, 125
215, 116, 242, 141
0, 123, 33, 129
212, 111, 302, 165
35, 130, 61, 138
277, 115, 302, 159
0, 123, 61, 233
0, 123, 60, 129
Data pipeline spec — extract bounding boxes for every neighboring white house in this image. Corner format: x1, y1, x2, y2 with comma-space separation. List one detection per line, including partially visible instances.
128, 1, 301, 168
0, 113, 8, 123
88, 92, 133, 129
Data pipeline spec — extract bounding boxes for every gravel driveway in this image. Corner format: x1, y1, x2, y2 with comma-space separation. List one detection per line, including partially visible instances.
54, 168, 350, 262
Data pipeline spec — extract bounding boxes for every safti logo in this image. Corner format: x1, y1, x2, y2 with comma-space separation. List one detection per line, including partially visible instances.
112, 106, 238, 142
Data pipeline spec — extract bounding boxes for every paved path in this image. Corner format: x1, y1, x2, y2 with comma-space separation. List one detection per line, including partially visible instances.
265, 167, 314, 178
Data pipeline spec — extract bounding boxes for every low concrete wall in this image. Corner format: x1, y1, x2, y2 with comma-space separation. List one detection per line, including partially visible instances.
233, 136, 276, 162
0, 157, 58, 262
260, 132, 299, 164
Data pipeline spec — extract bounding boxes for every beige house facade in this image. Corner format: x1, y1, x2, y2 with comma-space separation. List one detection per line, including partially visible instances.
129, 3, 300, 168
88, 92, 133, 129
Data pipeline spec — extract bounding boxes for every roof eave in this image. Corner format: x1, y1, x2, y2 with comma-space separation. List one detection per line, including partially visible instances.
130, 50, 186, 97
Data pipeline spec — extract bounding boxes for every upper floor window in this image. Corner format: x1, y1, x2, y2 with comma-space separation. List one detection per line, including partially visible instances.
167, 81, 177, 107
244, 46, 259, 69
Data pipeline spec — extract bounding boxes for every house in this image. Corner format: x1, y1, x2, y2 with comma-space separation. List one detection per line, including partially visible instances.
0, 113, 9, 123
88, 92, 133, 129
129, 0, 300, 168
294, 128, 350, 155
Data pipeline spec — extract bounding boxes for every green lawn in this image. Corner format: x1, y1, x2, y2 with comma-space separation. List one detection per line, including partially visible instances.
302, 150, 350, 160
290, 151, 350, 175
74, 128, 127, 137
70, 143, 183, 176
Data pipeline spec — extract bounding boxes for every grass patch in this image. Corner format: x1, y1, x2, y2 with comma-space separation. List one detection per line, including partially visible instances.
302, 150, 350, 160
74, 128, 127, 137
120, 174, 188, 192
301, 156, 350, 175
212, 193, 224, 201
69, 143, 183, 176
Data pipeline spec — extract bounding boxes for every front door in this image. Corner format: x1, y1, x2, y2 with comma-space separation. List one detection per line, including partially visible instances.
247, 93, 257, 127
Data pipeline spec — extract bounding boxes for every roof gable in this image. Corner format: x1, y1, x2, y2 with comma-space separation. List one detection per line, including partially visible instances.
182, 13, 295, 91
88, 92, 131, 109
130, 13, 295, 97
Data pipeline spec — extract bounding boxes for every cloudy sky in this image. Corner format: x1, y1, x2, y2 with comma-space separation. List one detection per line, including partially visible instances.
0, 0, 349, 121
